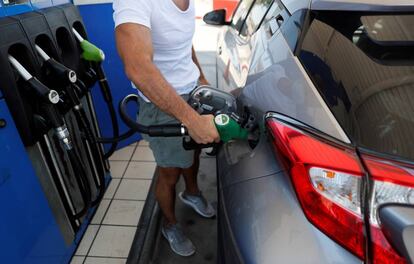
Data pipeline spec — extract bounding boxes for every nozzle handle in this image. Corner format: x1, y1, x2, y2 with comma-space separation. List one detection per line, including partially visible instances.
27, 78, 60, 104
45, 58, 77, 84
72, 28, 105, 62
147, 124, 187, 137
35, 45, 77, 84
8, 55, 60, 104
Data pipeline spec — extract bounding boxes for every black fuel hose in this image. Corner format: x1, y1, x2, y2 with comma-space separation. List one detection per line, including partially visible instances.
40, 103, 93, 219
42, 104, 93, 218
96, 129, 136, 144
67, 148, 92, 218
94, 64, 120, 160
73, 75, 132, 147
119, 94, 188, 137
67, 84, 106, 207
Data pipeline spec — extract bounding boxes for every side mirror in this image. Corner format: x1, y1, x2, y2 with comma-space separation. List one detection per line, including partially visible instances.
203, 9, 230, 26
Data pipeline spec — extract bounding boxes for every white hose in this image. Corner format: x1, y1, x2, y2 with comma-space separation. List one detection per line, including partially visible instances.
8, 55, 32, 81
35, 45, 51, 61
72, 28, 84, 42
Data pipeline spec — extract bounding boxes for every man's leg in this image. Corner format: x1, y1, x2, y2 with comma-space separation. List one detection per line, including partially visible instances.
137, 96, 196, 256
155, 166, 182, 225
182, 149, 201, 195
157, 165, 196, 257
180, 150, 215, 218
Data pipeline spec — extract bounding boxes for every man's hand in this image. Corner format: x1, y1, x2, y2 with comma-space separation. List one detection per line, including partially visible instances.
185, 114, 220, 144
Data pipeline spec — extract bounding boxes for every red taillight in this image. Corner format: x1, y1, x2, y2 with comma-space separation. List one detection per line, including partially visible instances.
267, 117, 414, 263
267, 118, 366, 259
362, 155, 413, 264
371, 226, 405, 264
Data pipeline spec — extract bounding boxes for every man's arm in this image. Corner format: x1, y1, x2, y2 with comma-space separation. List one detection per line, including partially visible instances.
115, 23, 219, 144
192, 46, 209, 85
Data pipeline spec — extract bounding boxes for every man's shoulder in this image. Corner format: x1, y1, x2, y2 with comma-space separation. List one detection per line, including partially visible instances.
138, 0, 155, 7
114, 0, 154, 7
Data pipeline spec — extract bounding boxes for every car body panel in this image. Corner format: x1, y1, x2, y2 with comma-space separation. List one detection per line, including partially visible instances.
217, 27, 253, 94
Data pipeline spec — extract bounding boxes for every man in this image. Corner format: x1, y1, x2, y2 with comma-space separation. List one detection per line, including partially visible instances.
113, 0, 220, 257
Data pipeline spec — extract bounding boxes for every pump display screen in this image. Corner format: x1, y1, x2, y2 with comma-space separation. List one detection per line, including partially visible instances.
2, 0, 29, 5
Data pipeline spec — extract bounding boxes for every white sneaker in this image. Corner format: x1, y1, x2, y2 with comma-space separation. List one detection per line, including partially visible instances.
179, 191, 216, 218
161, 223, 196, 257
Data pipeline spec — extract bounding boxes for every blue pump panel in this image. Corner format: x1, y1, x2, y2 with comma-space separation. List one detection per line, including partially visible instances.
1, 0, 33, 16
52, 0, 71, 5
0, 99, 70, 264
0, 3, 6, 17
30, 0, 53, 9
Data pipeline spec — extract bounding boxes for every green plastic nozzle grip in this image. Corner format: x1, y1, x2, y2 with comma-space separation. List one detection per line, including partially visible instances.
80, 40, 105, 63
214, 114, 248, 143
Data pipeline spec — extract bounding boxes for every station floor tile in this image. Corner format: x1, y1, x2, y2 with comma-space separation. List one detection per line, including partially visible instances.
102, 200, 144, 226
88, 226, 136, 258
73, 141, 154, 263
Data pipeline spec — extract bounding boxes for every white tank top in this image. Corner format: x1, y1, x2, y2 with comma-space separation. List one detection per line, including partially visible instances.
113, 0, 200, 102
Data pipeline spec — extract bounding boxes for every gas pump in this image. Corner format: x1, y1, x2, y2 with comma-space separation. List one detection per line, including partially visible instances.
35, 44, 106, 206
8, 54, 92, 221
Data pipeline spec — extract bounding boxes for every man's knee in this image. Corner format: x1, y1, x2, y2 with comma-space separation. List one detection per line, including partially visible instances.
157, 167, 181, 186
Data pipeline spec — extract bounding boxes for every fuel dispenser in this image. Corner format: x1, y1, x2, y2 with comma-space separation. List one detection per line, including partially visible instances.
0, 4, 111, 261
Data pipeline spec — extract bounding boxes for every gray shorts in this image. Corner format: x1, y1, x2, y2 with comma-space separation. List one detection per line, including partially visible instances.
137, 95, 195, 168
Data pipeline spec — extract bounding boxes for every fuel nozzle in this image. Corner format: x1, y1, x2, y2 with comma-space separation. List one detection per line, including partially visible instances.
56, 125, 73, 150
214, 113, 248, 143
72, 28, 112, 102
35, 45, 77, 85
72, 28, 105, 63
8, 55, 60, 105
35, 45, 83, 107
8, 54, 72, 150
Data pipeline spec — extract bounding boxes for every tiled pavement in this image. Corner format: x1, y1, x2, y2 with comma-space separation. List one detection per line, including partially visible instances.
71, 140, 155, 264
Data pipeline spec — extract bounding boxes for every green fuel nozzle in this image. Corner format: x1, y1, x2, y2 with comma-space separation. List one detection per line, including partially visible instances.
214, 114, 248, 143
72, 28, 105, 63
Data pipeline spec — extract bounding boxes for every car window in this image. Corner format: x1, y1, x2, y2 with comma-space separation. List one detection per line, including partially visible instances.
280, 9, 306, 51
299, 11, 414, 161
241, 0, 274, 36
231, 0, 255, 33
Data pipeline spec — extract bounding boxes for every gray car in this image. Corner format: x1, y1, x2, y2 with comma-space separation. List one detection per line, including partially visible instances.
203, 0, 414, 263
